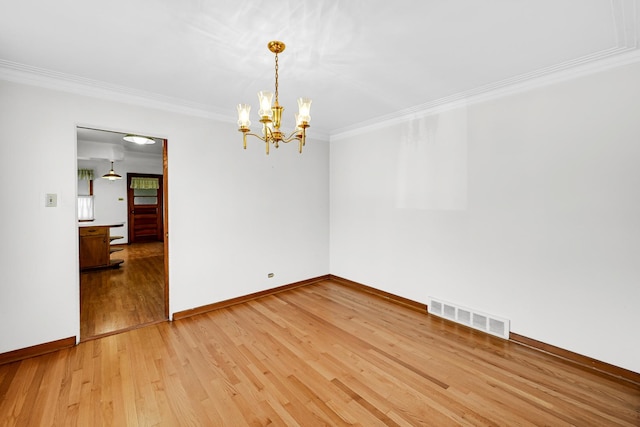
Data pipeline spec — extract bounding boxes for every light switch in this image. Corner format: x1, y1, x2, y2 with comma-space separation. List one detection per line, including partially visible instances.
45, 193, 57, 207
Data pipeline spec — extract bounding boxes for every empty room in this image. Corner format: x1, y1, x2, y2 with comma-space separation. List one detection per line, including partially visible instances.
0, 1, 639, 425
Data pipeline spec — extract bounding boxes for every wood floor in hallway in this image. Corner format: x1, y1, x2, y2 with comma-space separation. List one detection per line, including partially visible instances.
1, 280, 638, 426
80, 241, 166, 340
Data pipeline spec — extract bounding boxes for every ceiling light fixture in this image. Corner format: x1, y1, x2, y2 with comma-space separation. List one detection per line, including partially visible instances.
237, 41, 312, 155
102, 161, 122, 180
123, 134, 155, 145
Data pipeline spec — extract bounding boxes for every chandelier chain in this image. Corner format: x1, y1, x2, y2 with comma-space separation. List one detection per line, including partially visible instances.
274, 53, 279, 103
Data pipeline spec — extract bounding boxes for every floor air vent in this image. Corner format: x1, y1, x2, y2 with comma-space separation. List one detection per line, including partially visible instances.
428, 297, 510, 339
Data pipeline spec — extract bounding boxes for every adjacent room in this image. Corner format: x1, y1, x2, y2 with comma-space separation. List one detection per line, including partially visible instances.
77, 127, 167, 339
0, 0, 638, 424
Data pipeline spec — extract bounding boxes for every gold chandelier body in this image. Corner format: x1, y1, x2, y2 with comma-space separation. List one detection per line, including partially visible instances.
237, 41, 312, 155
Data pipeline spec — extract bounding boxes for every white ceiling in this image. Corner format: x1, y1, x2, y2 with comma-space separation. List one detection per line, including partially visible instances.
1, 1, 638, 137
76, 127, 163, 158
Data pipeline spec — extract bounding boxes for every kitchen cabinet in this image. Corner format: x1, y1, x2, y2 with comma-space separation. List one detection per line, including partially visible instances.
79, 224, 124, 270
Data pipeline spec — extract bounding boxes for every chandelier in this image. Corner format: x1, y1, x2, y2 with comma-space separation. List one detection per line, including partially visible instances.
236, 41, 312, 155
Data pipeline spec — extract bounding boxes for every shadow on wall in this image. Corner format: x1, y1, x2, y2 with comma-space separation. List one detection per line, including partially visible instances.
396, 107, 468, 211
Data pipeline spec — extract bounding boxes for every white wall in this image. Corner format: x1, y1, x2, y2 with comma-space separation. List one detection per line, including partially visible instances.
2, 61, 638, 374
0, 80, 329, 353
330, 62, 640, 373
78, 153, 163, 244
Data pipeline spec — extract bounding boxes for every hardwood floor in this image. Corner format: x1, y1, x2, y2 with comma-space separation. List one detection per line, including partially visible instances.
2, 280, 638, 426
80, 242, 166, 339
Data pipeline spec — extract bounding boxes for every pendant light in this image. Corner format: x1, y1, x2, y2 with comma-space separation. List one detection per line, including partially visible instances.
102, 161, 122, 180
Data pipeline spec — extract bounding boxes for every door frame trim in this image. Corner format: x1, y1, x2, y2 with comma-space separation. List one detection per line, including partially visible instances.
162, 139, 169, 319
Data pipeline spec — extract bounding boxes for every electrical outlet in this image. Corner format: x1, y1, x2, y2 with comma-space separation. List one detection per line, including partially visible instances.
45, 193, 57, 207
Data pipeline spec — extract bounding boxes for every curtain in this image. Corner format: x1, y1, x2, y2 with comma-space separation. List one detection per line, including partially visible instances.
78, 169, 94, 180
130, 177, 160, 189
78, 195, 94, 221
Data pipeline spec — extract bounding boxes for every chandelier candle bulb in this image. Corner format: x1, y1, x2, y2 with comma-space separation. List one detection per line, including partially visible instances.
236, 40, 312, 155
237, 104, 251, 128
297, 98, 312, 123
257, 91, 274, 119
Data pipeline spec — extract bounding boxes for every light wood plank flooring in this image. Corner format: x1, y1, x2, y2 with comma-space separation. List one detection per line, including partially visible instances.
80, 242, 166, 339
2, 281, 639, 426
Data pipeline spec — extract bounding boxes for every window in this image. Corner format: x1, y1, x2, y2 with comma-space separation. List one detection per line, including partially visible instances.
78, 196, 95, 221
78, 168, 94, 221
130, 177, 159, 205
133, 188, 157, 205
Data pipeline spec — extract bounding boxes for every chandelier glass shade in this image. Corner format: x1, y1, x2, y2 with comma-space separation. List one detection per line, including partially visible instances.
237, 41, 311, 155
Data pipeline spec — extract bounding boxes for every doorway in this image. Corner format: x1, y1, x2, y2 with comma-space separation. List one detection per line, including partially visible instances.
77, 127, 169, 340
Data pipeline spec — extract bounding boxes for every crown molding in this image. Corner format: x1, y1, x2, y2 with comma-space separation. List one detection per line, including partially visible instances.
330, 47, 640, 141
0, 59, 333, 142
331, 0, 639, 141
2, 49, 637, 145
0, 59, 235, 123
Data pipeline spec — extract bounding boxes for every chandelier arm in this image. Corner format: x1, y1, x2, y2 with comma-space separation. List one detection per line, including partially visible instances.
244, 132, 269, 142
280, 130, 304, 143
281, 129, 306, 154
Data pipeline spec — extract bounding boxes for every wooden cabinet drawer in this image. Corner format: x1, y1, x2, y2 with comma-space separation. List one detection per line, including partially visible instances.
80, 226, 108, 237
